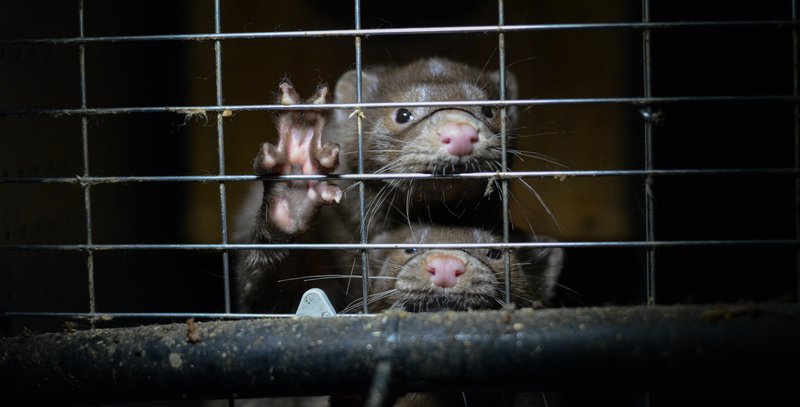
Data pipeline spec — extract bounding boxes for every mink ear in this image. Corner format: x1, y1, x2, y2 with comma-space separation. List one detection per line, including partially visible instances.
333, 68, 381, 122
488, 69, 519, 124
517, 235, 564, 307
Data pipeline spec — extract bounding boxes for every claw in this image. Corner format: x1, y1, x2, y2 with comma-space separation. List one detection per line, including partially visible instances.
315, 182, 343, 204
309, 85, 330, 105
257, 80, 342, 235
278, 81, 301, 105
316, 141, 340, 171
255, 142, 286, 175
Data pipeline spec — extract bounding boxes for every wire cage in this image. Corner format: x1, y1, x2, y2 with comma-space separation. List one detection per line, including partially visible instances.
1, 0, 799, 406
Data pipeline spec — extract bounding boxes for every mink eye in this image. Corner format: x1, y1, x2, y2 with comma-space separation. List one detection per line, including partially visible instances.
486, 249, 503, 259
395, 108, 413, 124
404, 247, 417, 255
481, 106, 494, 118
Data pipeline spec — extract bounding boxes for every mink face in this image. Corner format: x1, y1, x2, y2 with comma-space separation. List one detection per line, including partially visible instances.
365, 225, 562, 313
329, 58, 518, 201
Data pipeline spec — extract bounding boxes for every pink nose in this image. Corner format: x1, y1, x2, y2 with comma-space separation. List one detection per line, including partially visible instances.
437, 123, 478, 157
426, 254, 466, 288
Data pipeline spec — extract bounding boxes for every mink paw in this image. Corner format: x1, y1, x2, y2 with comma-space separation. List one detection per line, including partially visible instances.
256, 81, 342, 235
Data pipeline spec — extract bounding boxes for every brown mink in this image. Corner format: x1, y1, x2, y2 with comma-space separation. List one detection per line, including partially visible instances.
236, 58, 521, 313
347, 224, 563, 313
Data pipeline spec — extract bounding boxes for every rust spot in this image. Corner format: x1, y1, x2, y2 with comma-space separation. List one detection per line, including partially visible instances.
186, 318, 203, 344
703, 304, 762, 322
63, 321, 78, 334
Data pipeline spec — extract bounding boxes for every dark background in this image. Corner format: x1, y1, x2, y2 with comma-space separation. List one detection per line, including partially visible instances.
0, 0, 797, 373
1, 0, 796, 323
0, 1, 797, 406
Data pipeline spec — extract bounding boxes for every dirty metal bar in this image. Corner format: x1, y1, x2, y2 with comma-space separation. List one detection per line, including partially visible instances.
1, 238, 799, 253
365, 360, 395, 407
1, 21, 796, 45
498, 0, 512, 305
2, 95, 798, 116
354, 0, 371, 314
2, 168, 799, 185
793, 0, 800, 301
213, 0, 232, 314
641, 0, 656, 306
0, 305, 797, 405
77, 0, 97, 321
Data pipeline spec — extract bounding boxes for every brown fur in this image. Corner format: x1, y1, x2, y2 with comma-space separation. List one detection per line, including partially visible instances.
236, 58, 519, 313
365, 225, 562, 313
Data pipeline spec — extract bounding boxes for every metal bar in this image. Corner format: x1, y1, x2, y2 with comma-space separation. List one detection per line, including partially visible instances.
365, 360, 395, 407
2, 95, 798, 116
213, 0, 232, 314
1, 21, 797, 45
355, 0, 370, 315
793, 0, 800, 302
1, 312, 369, 319
1, 239, 798, 252
78, 0, 96, 320
1, 305, 798, 404
641, 0, 656, 306
498, 0, 512, 305
2, 168, 798, 185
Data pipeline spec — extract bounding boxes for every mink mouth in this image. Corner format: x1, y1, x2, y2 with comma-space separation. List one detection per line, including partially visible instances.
419, 160, 488, 176
390, 294, 497, 312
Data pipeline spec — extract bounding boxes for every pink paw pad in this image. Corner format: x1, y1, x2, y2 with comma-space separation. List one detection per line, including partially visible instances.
256, 80, 343, 235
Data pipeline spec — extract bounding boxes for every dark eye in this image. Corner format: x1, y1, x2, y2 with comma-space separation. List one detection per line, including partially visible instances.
395, 108, 413, 124
481, 106, 494, 118
486, 249, 503, 260
404, 247, 417, 255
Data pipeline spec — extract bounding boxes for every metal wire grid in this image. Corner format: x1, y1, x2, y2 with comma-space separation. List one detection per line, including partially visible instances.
1, 0, 799, 322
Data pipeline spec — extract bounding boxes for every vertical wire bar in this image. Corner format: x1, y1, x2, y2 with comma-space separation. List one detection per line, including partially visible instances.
214, 0, 232, 314
642, 0, 657, 306
214, 7, 236, 407
498, 0, 512, 304
78, 0, 96, 319
365, 360, 394, 407
355, 0, 370, 314
793, 0, 800, 302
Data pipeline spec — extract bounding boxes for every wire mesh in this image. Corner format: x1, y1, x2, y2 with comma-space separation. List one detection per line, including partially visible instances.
0, 0, 798, 327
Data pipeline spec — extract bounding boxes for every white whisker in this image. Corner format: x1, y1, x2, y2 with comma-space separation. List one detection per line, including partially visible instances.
278, 274, 397, 283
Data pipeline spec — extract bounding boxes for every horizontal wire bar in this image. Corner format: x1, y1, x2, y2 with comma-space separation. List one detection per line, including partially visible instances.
0, 312, 370, 319
1, 20, 796, 45
1, 240, 798, 252
1, 95, 798, 116
1, 168, 797, 185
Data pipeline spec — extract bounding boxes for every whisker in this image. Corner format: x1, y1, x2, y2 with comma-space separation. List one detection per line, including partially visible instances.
340, 288, 399, 313
506, 56, 537, 70
507, 149, 567, 168
278, 274, 397, 283
515, 178, 562, 234
345, 254, 359, 295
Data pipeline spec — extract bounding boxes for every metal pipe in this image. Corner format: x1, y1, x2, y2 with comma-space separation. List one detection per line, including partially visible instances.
1, 305, 798, 405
